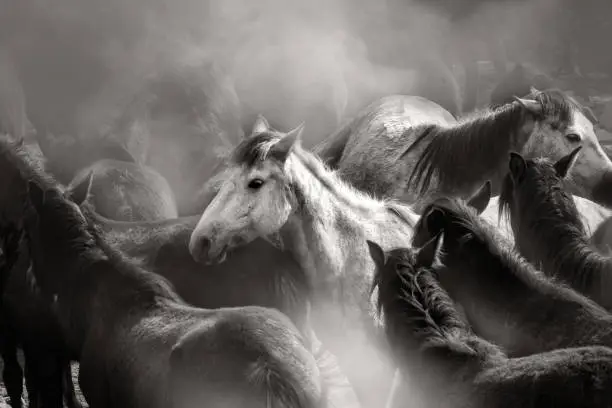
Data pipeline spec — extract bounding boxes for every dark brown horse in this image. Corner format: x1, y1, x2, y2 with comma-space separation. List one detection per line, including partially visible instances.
0, 137, 81, 408
0, 138, 324, 408
69, 174, 359, 408
314, 89, 610, 213
499, 147, 612, 310
411, 195, 612, 359
368, 235, 612, 408
0, 222, 27, 408
591, 216, 612, 256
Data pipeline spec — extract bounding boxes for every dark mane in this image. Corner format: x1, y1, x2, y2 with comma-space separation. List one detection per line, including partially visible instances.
497, 156, 612, 307
421, 197, 607, 309
406, 89, 583, 197
498, 157, 586, 237
374, 251, 467, 343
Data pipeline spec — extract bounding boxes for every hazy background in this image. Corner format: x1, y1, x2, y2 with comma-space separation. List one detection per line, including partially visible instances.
4, 0, 609, 144
1, 0, 612, 211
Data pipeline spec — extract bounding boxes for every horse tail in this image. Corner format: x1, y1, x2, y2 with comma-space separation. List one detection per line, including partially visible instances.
247, 355, 326, 408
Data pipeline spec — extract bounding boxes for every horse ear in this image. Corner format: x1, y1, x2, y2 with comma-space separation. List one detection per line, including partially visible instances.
270, 123, 304, 164
27, 181, 45, 209
415, 231, 443, 268
68, 171, 94, 205
425, 207, 446, 236
582, 106, 599, 125
366, 240, 387, 268
554, 146, 582, 179
513, 96, 542, 116
466, 181, 491, 215
529, 86, 540, 95
251, 115, 271, 136
508, 152, 527, 184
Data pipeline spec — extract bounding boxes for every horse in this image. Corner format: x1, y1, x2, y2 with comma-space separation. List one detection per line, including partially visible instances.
367, 235, 612, 408
37, 132, 179, 221
313, 89, 611, 212
0, 137, 324, 408
0, 221, 28, 408
66, 160, 178, 221
0, 136, 82, 408
188, 117, 421, 408
591, 216, 612, 256
68, 176, 360, 408
411, 195, 612, 358
498, 147, 612, 310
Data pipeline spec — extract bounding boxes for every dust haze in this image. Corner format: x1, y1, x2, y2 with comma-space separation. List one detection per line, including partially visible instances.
0, 0, 569, 404
3, 0, 565, 143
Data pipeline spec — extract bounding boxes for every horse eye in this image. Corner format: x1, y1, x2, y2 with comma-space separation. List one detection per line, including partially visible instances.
395, 263, 410, 272
247, 178, 265, 190
565, 133, 581, 143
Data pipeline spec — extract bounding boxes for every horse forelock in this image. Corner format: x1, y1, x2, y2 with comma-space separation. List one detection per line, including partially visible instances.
529, 88, 580, 127
232, 131, 283, 167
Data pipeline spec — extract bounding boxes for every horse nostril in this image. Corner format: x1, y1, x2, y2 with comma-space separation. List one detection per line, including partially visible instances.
199, 237, 211, 256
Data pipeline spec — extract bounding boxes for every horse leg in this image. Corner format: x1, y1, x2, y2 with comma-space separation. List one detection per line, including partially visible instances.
62, 361, 82, 408
463, 60, 479, 113
22, 349, 39, 408
32, 352, 64, 408
0, 327, 24, 408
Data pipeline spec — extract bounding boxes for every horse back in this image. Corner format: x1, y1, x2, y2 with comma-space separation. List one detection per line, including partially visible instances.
70, 159, 178, 222
330, 95, 456, 200
169, 306, 322, 408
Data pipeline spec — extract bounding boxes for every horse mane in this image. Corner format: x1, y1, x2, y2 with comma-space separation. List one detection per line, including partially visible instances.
423, 197, 608, 308
406, 89, 584, 197
233, 130, 418, 225
498, 157, 612, 293
373, 247, 483, 359
498, 157, 587, 237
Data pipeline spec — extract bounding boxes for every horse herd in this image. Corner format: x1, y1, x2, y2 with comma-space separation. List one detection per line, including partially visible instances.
2, 85, 612, 408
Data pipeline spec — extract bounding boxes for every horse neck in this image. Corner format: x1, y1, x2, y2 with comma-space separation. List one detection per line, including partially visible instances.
280, 149, 416, 322
440, 236, 612, 354
383, 276, 503, 397
426, 105, 534, 194
513, 201, 612, 308
31, 203, 176, 351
